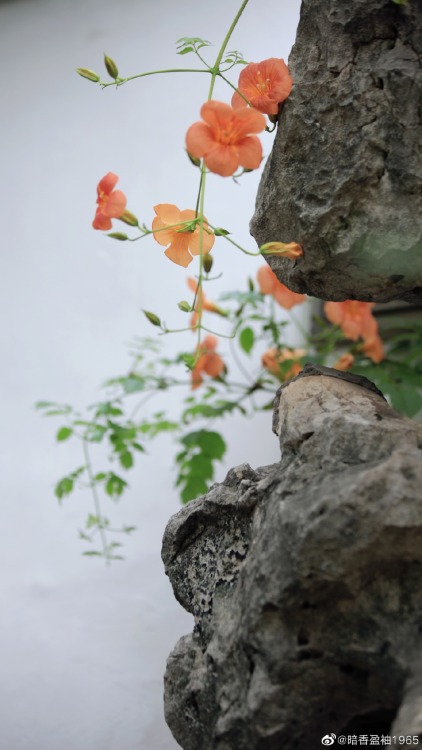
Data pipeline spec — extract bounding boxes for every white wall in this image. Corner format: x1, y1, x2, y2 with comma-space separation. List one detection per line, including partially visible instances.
0, 0, 301, 747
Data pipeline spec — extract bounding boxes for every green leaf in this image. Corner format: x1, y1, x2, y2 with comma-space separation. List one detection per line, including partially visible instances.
181, 477, 209, 504
56, 426, 73, 442
119, 450, 133, 469
239, 326, 255, 354
105, 472, 128, 498
55, 476, 74, 501
177, 46, 194, 55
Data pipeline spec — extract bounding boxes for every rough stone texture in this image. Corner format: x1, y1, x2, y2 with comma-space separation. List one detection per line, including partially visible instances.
162, 367, 422, 749
250, 0, 422, 304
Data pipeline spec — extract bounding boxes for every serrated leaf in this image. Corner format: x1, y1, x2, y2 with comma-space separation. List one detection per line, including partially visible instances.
239, 327, 255, 354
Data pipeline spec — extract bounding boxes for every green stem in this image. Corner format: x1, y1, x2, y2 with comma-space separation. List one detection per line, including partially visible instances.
82, 439, 110, 563
208, 0, 250, 98
101, 67, 211, 88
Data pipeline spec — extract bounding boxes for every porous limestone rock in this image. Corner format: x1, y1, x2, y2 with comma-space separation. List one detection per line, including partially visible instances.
250, 0, 422, 303
162, 365, 422, 749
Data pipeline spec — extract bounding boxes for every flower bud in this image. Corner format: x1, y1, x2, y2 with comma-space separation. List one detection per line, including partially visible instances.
76, 68, 100, 83
118, 210, 139, 227
107, 232, 128, 240
213, 227, 230, 237
260, 241, 303, 260
143, 310, 161, 327
203, 254, 213, 273
178, 301, 191, 313
104, 54, 119, 79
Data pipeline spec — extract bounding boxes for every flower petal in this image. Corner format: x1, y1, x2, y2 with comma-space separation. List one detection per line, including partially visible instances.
204, 144, 239, 177
237, 135, 262, 170
186, 122, 216, 159
203, 353, 225, 377
92, 211, 112, 230
200, 100, 233, 130
102, 189, 127, 218
257, 265, 276, 295
152, 216, 177, 246
98, 172, 119, 196
189, 225, 215, 255
231, 90, 248, 110
231, 108, 266, 137
154, 203, 181, 225
164, 235, 192, 267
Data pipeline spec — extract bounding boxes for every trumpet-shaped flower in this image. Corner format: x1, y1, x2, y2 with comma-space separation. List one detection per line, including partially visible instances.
186, 100, 266, 177
324, 300, 378, 341
191, 335, 225, 390
152, 204, 214, 268
93, 173, 127, 230
260, 241, 303, 260
187, 277, 225, 330
262, 347, 305, 382
232, 58, 293, 115
257, 265, 306, 309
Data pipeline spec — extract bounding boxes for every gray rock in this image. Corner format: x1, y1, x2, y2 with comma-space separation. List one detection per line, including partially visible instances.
250, 0, 422, 303
162, 368, 422, 749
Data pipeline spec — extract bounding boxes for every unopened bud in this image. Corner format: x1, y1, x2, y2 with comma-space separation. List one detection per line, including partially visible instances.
178, 301, 191, 313
76, 68, 100, 83
203, 254, 213, 273
104, 54, 119, 79
260, 241, 303, 260
186, 151, 201, 168
214, 227, 230, 237
107, 232, 128, 240
118, 210, 139, 227
143, 310, 161, 327
248, 277, 254, 291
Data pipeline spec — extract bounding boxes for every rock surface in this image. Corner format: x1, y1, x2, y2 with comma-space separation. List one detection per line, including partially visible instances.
250, 0, 422, 303
162, 366, 422, 749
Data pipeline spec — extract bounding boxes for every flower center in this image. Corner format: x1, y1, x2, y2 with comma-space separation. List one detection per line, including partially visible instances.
255, 69, 271, 94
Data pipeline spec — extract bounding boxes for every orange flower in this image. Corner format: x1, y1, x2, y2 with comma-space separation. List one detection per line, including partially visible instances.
152, 204, 214, 268
191, 334, 225, 390
361, 334, 385, 364
257, 265, 306, 309
231, 58, 293, 116
187, 277, 225, 330
324, 301, 378, 341
333, 353, 355, 371
260, 241, 303, 259
93, 172, 127, 230
262, 347, 305, 382
185, 100, 266, 177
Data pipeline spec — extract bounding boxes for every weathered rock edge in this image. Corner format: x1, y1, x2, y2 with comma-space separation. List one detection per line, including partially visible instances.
250, 0, 422, 303
162, 367, 422, 749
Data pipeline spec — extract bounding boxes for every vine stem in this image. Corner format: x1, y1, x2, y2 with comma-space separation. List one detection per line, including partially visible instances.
82, 438, 110, 563
101, 67, 211, 88
194, 0, 251, 352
